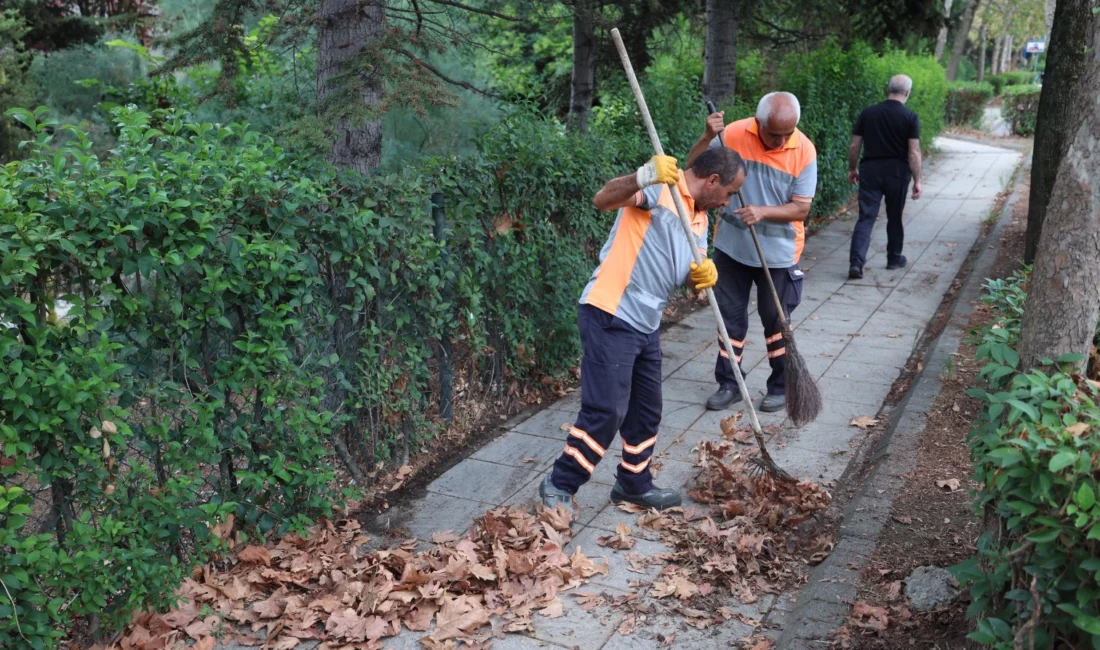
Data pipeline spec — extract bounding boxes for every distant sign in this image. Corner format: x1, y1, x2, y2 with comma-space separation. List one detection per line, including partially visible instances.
1026, 41, 1046, 53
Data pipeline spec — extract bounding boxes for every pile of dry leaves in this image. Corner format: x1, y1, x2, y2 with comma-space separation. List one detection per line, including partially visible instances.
611, 433, 835, 631
95, 505, 606, 650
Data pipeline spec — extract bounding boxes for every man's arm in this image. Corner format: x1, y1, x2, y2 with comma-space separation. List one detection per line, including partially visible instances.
687, 111, 726, 166
907, 138, 922, 200
734, 201, 810, 226
847, 135, 863, 184
593, 175, 644, 211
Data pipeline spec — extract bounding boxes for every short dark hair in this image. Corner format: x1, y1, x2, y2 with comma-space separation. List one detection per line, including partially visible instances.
689, 147, 746, 185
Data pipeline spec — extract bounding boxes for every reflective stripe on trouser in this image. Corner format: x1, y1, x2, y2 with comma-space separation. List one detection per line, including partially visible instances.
713, 250, 803, 396
551, 304, 662, 496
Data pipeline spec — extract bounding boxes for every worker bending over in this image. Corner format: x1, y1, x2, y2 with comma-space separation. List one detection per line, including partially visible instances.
540, 148, 747, 517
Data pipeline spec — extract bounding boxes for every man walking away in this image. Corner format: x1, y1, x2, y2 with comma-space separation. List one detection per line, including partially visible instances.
687, 92, 817, 415
540, 148, 746, 519
847, 74, 923, 279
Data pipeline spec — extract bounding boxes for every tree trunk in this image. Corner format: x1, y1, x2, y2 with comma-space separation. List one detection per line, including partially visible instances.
977, 23, 987, 82
1026, 0, 1094, 264
947, 0, 981, 81
703, 0, 738, 106
568, 0, 596, 133
317, 0, 386, 174
1001, 36, 1014, 72
935, 0, 955, 61
991, 34, 1002, 74
1016, 14, 1100, 371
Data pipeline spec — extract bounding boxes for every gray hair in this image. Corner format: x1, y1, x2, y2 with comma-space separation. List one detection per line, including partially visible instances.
756, 92, 801, 128
888, 74, 913, 95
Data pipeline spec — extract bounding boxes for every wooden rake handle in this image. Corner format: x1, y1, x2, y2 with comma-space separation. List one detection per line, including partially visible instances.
609, 28, 763, 437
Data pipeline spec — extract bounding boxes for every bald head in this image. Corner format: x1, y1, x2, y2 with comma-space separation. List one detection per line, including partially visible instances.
888, 74, 913, 102
755, 92, 801, 150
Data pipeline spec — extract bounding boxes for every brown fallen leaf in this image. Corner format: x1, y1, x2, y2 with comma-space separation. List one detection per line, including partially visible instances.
618, 613, 637, 635
887, 333, 902, 338
1066, 422, 1090, 436
193, 638, 216, 650
237, 545, 272, 566
892, 515, 912, 525
432, 531, 460, 544
522, 457, 539, 464
936, 478, 961, 492
850, 416, 879, 429
540, 598, 565, 619
851, 601, 889, 632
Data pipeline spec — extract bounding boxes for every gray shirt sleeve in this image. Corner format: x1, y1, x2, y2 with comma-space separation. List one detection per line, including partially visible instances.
635, 184, 665, 211
792, 158, 818, 201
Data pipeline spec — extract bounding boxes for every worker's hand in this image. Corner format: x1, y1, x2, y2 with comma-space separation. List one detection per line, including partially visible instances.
705, 111, 725, 139
848, 169, 859, 185
912, 181, 922, 200
689, 259, 718, 291
734, 204, 768, 226
636, 155, 679, 188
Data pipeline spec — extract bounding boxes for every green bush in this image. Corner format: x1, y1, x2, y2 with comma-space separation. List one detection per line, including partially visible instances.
945, 81, 994, 127
782, 41, 946, 217
988, 71, 1037, 96
954, 269, 1100, 649
1001, 85, 1042, 136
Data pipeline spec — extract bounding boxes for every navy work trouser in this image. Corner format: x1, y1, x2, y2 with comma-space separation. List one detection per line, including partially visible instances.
850, 159, 910, 268
713, 250, 803, 396
550, 304, 662, 496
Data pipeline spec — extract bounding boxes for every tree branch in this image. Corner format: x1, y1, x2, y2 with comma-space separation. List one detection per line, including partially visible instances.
397, 48, 504, 99
423, 0, 522, 21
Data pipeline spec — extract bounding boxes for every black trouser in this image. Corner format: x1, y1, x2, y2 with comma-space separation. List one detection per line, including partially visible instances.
850, 159, 910, 269
713, 250, 803, 397
550, 305, 662, 496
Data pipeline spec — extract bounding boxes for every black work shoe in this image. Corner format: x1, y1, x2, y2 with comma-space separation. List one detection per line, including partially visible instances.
886, 255, 907, 270
539, 475, 574, 519
759, 393, 786, 413
706, 387, 744, 411
848, 265, 863, 279
610, 481, 682, 510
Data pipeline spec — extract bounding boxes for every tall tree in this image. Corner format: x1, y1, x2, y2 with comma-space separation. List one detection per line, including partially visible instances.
317, 0, 386, 174
703, 0, 738, 106
946, 0, 982, 80
976, 23, 987, 81
568, 0, 596, 133
1025, 0, 1092, 264
934, 0, 955, 60
1016, 10, 1100, 370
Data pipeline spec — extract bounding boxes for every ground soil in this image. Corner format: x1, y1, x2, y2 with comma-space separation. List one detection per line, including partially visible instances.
844, 175, 1030, 650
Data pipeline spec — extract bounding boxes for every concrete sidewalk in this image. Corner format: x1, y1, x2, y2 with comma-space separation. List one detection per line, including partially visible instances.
358, 137, 1021, 650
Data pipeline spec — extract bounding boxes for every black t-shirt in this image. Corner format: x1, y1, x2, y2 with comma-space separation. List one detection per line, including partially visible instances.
853, 100, 920, 164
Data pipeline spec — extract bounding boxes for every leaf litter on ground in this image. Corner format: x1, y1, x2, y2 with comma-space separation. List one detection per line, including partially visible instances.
101, 440, 835, 649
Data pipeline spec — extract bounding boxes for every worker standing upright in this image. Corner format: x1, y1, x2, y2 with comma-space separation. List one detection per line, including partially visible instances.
847, 74, 923, 279
539, 148, 746, 519
687, 92, 817, 415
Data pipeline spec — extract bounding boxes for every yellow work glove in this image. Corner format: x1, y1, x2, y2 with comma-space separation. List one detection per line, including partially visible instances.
689, 259, 718, 291
636, 155, 679, 188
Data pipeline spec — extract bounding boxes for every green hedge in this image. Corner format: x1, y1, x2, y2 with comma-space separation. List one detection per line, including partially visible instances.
955, 270, 1100, 648
1001, 85, 1042, 136
988, 71, 1037, 96
0, 74, 705, 644
781, 41, 946, 217
945, 81, 993, 127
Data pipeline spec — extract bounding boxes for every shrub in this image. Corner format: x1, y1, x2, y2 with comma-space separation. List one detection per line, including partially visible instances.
945, 81, 994, 127
1001, 85, 1042, 136
782, 41, 946, 217
954, 269, 1100, 648
988, 71, 1037, 96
